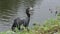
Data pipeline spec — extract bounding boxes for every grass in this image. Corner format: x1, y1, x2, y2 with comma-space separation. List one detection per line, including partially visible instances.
0, 13, 60, 34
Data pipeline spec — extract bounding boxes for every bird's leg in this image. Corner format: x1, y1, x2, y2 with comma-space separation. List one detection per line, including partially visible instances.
17, 24, 24, 31
11, 23, 16, 32
11, 24, 16, 32
25, 27, 29, 31
17, 24, 21, 31
17, 26, 21, 31
12, 27, 16, 32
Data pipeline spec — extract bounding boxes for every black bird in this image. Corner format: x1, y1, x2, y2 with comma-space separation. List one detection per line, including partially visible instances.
11, 7, 33, 32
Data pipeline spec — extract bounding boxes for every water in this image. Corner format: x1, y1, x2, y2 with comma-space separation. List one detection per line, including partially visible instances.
29, 0, 60, 26
0, 0, 60, 32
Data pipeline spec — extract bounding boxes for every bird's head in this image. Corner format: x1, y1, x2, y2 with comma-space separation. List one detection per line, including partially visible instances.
26, 7, 34, 16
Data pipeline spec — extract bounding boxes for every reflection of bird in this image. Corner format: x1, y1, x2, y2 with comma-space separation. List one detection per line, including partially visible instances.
11, 7, 33, 32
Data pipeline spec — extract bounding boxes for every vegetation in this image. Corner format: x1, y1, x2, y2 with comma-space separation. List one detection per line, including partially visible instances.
0, 13, 60, 34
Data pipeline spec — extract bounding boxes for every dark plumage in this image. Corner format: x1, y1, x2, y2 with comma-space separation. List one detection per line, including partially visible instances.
11, 7, 33, 32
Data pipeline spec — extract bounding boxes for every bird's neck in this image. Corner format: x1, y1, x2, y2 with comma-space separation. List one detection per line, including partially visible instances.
26, 13, 30, 18
27, 15, 30, 18
27, 14, 30, 22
